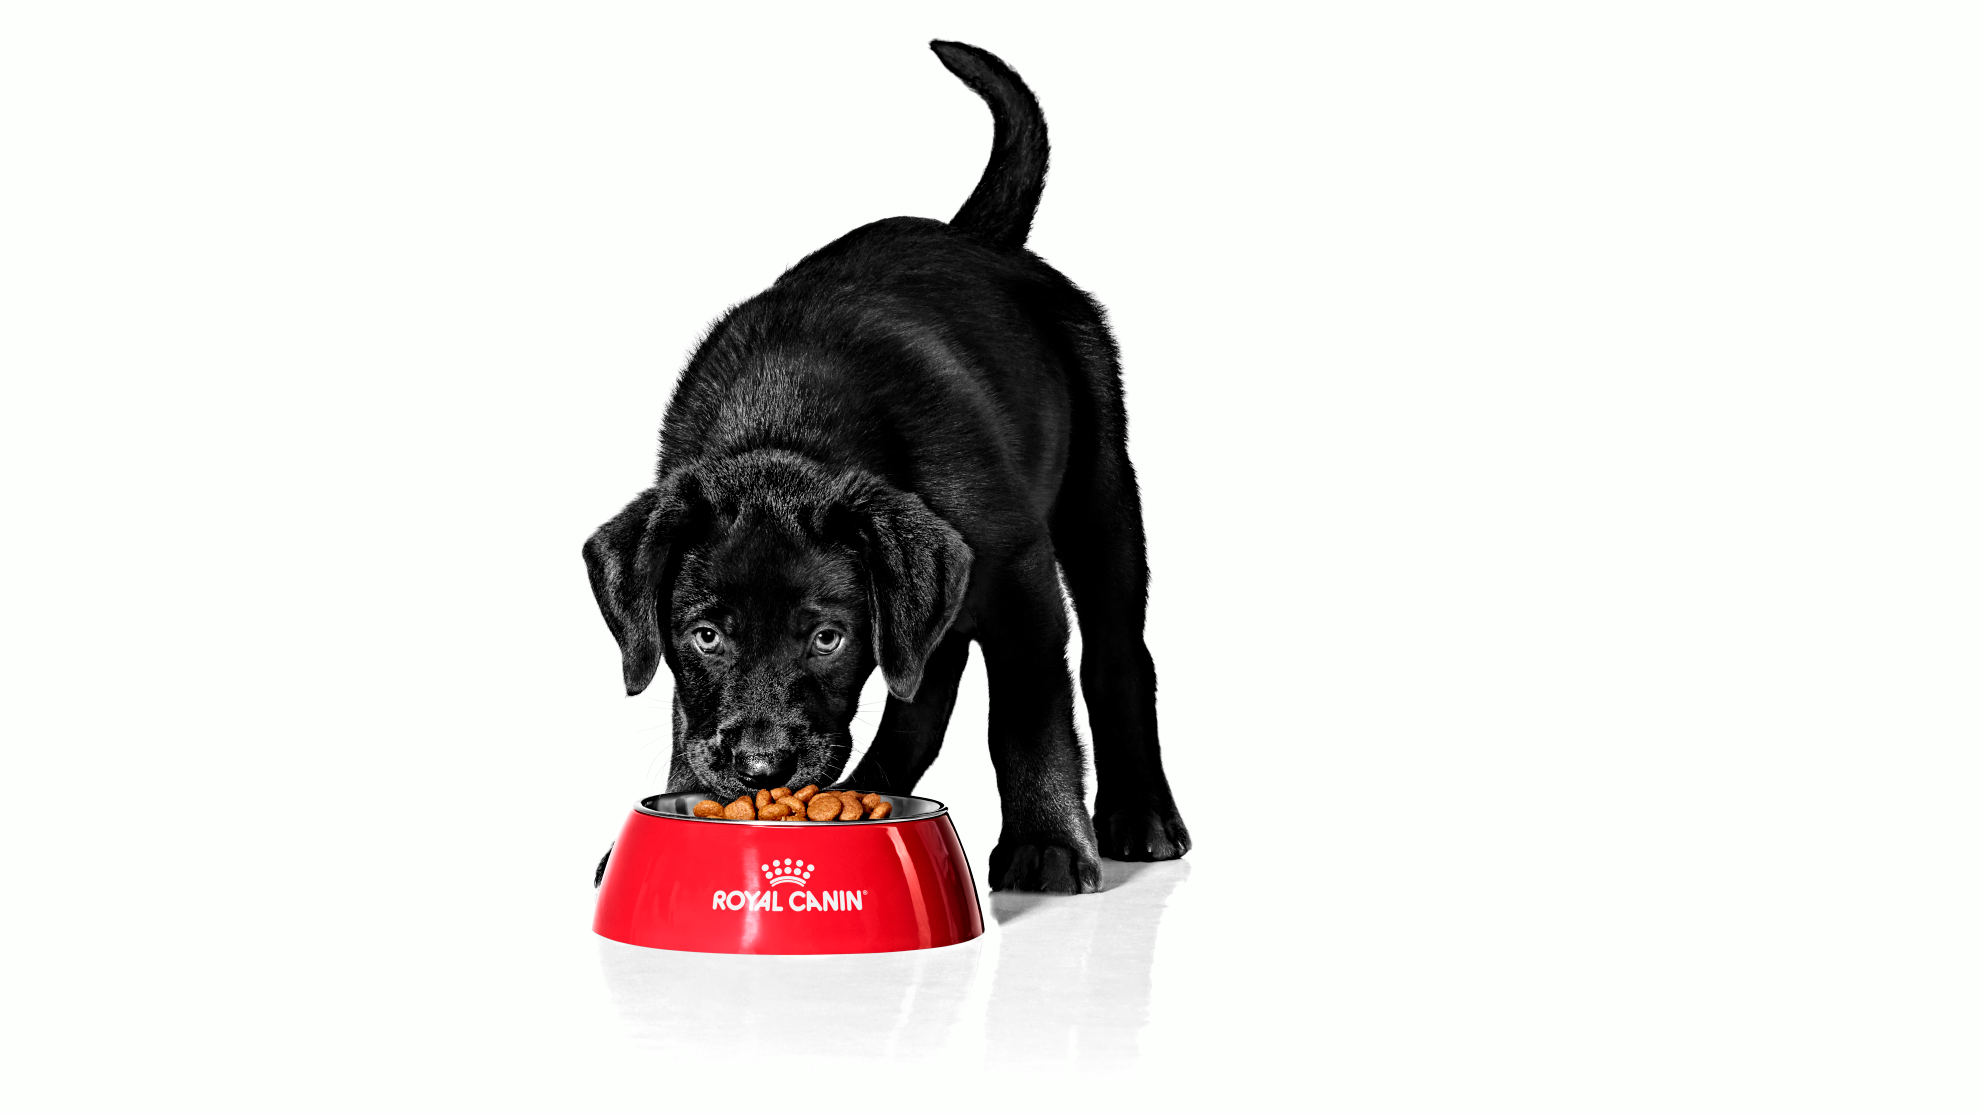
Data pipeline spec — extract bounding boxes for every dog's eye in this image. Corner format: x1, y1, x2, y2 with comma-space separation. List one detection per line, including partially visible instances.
690, 625, 723, 654
811, 628, 844, 656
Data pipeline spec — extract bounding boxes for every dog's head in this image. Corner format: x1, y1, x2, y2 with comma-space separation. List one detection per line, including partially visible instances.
582, 451, 972, 796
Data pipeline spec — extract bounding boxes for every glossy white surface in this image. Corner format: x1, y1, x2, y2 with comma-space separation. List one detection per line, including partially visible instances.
5, 3, 1978, 1110
598, 860, 1190, 1069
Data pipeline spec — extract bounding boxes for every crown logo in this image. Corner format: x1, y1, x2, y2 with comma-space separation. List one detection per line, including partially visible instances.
760, 858, 815, 887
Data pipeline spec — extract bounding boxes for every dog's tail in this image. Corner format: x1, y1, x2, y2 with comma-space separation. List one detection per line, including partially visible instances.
931, 40, 1048, 250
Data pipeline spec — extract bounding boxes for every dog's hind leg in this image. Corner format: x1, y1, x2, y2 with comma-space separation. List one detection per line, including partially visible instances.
1051, 326, 1192, 863
844, 631, 971, 793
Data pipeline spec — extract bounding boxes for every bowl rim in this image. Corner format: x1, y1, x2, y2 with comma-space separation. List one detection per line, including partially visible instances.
634, 790, 949, 827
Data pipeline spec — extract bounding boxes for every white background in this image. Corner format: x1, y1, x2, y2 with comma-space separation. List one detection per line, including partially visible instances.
3, 2, 1976, 1108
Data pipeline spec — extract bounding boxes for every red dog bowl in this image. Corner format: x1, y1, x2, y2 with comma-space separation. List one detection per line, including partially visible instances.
594, 792, 984, 955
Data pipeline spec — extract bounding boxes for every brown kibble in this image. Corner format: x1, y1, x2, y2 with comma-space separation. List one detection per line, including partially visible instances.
837, 796, 864, 821
781, 809, 806, 821
692, 799, 725, 819
769, 787, 792, 801
758, 801, 789, 820
723, 797, 756, 821
755, 789, 774, 811
806, 794, 842, 821
860, 793, 883, 811
794, 784, 819, 803
868, 801, 893, 820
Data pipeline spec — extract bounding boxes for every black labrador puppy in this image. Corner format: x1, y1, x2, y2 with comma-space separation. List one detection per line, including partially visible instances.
584, 41, 1188, 893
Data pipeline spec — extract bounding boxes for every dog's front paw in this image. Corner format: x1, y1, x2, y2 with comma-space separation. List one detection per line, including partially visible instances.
988, 835, 1102, 893
1095, 798, 1191, 862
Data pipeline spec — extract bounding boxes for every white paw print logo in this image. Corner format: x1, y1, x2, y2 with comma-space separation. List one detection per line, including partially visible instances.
761, 858, 815, 887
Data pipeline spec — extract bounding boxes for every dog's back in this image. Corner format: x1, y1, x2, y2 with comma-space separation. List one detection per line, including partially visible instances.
653, 44, 1119, 538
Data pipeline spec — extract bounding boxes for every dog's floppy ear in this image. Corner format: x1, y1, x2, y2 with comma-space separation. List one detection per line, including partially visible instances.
833, 480, 973, 702
582, 473, 698, 695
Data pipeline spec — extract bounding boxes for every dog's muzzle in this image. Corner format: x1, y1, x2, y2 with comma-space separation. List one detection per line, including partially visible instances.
723, 716, 802, 788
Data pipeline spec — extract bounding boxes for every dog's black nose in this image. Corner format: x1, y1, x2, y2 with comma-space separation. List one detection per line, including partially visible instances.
736, 752, 796, 789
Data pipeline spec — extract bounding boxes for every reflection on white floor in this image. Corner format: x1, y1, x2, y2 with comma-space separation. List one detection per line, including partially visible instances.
983, 861, 1188, 1063
598, 860, 1190, 1066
